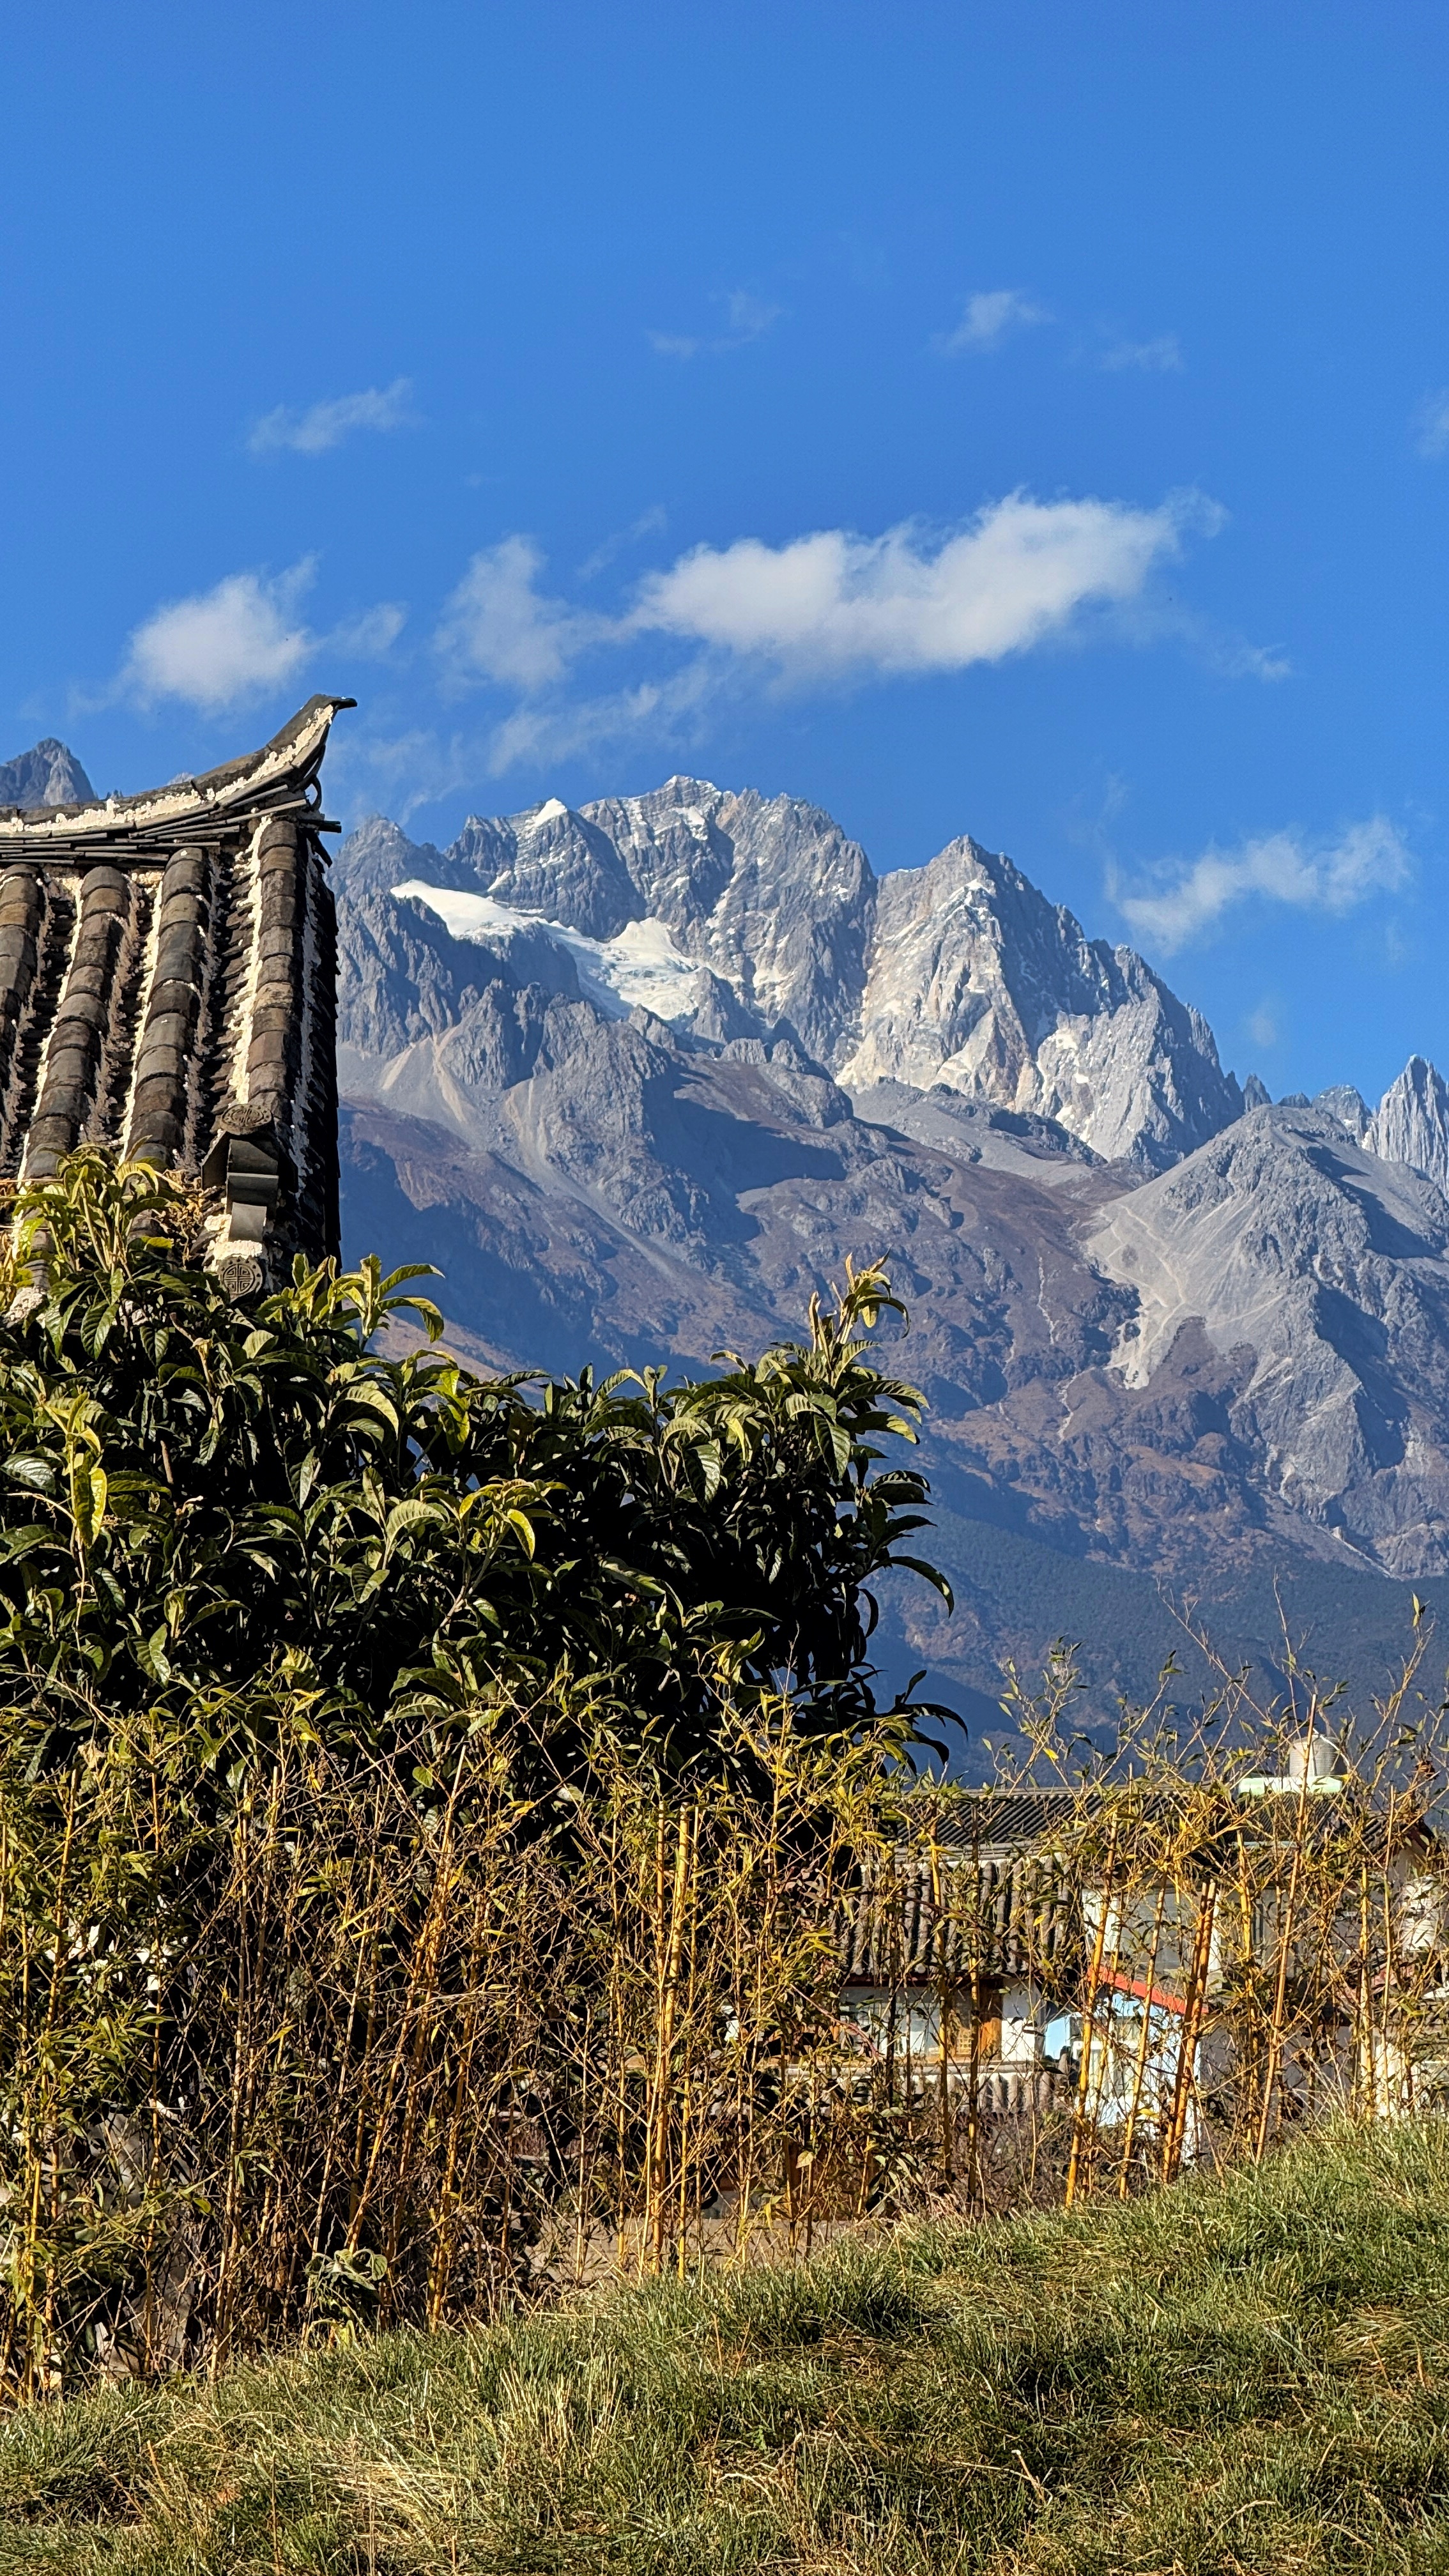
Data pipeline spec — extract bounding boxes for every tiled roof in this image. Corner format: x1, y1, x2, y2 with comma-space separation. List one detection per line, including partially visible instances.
931, 1790, 1091, 1850
0, 696, 350, 1289
839, 1843, 1079, 1984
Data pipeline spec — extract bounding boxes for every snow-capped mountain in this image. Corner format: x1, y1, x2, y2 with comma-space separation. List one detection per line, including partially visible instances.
328, 775, 1449, 1735
334, 781, 1243, 1171
334, 785, 872, 1071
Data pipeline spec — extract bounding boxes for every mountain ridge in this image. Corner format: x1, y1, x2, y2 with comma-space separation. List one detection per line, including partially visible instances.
326, 774, 1449, 1740
337, 779, 1248, 1172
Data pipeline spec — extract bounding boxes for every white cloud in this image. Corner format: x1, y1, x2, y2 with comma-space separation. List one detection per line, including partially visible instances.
1100, 334, 1183, 373
1200, 630, 1291, 681
328, 602, 408, 659
1115, 817, 1414, 954
249, 377, 418, 457
114, 565, 405, 714
723, 289, 780, 339
577, 506, 668, 581
436, 537, 607, 693
330, 663, 718, 815
935, 289, 1050, 354
648, 289, 783, 361
325, 724, 482, 824
119, 564, 317, 711
488, 682, 672, 776
427, 490, 1236, 775
1112, 593, 1288, 680
486, 660, 720, 776
1413, 390, 1449, 459
627, 494, 1196, 680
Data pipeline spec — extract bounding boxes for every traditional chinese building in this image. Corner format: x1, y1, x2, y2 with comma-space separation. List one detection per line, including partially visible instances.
839, 1767, 1449, 2140
0, 695, 350, 1292
839, 1791, 1083, 2110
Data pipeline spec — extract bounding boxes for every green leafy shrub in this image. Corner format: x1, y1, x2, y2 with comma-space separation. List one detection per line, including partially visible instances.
0, 1153, 946, 2389
0, 1151, 944, 1781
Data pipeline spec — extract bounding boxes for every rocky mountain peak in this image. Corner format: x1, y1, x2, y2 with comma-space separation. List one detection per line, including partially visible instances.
579, 779, 875, 1065
0, 737, 95, 810
1368, 1054, 1449, 1192
459, 797, 644, 942
335, 783, 1248, 1168
332, 814, 449, 900
1087, 1101, 1449, 1574
834, 832, 1241, 1170
1314, 1083, 1372, 1140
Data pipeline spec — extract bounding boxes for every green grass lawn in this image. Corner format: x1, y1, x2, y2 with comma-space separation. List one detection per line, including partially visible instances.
4, 2126, 1449, 2573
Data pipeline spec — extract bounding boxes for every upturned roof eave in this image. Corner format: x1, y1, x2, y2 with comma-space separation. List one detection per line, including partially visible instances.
0, 695, 355, 855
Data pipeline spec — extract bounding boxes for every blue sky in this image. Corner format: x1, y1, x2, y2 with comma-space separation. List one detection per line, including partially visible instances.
4, 1, 1448, 1106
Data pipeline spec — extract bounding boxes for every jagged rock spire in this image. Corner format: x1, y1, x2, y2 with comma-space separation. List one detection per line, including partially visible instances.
0, 739, 95, 811
1368, 1054, 1449, 1192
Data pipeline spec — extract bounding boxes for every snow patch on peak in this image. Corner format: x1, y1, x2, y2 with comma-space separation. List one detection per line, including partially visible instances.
390, 880, 709, 1027
599, 918, 710, 1019
528, 797, 569, 829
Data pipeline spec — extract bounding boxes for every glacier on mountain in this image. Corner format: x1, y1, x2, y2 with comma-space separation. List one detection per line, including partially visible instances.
390, 881, 711, 1026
